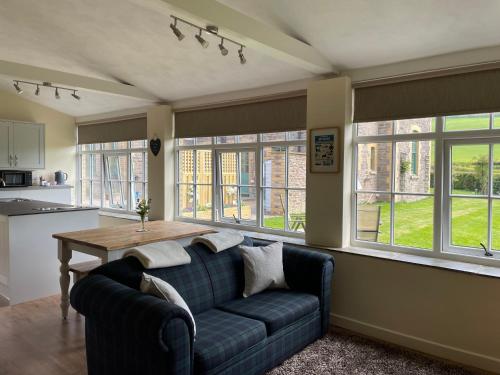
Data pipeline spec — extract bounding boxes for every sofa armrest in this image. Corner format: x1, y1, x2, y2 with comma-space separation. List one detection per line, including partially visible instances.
252, 239, 335, 335
71, 274, 194, 375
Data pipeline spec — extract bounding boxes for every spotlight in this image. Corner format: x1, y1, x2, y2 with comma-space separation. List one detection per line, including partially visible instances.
71, 90, 80, 100
170, 19, 184, 41
218, 38, 228, 56
35, 85, 40, 96
55, 87, 60, 99
195, 29, 209, 48
13, 81, 23, 94
238, 47, 246, 65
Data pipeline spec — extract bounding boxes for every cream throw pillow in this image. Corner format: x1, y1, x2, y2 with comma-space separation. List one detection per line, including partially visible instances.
239, 241, 288, 298
140, 273, 196, 336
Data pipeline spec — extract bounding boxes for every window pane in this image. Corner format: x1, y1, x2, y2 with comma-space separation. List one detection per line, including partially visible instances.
395, 118, 435, 134
263, 146, 286, 187
178, 184, 194, 218
103, 141, 128, 150
240, 187, 256, 222
262, 132, 286, 142
216, 136, 236, 144
492, 199, 500, 251
81, 155, 91, 179
131, 153, 145, 181
238, 134, 257, 143
287, 130, 306, 141
288, 146, 306, 188
451, 144, 489, 195
222, 186, 238, 220
81, 181, 91, 206
356, 143, 392, 192
239, 151, 256, 186
395, 141, 434, 193
394, 195, 433, 249
356, 193, 390, 244
357, 121, 392, 136
494, 113, 500, 129
196, 137, 212, 145
178, 138, 195, 146
178, 150, 194, 183
132, 182, 145, 203
263, 188, 285, 230
196, 185, 212, 221
288, 190, 306, 232
220, 152, 238, 185
105, 181, 127, 209
494, 145, 500, 196
106, 155, 128, 181
196, 150, 212, 184
445, 113, 490, 132
93, 155, 102, 179
92, 182, 101, 207
81, 144, 94, 151
451, 198, 488, 249
130, 140, 146, 148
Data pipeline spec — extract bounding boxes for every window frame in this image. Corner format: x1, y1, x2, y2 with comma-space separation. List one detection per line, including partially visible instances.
352, 115, 500, 267
77, 140, 148, 214
174, 133, 306, 237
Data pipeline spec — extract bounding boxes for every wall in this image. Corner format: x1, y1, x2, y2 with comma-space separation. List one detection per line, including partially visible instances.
0, 90, 76, 197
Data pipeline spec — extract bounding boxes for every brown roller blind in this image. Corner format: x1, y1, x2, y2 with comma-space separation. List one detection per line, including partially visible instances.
353, 69, 500, 123
77, 116, 147, 144
174, 95, 306, 138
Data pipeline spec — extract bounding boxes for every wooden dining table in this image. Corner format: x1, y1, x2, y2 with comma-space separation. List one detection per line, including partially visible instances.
53, 220, 215, 319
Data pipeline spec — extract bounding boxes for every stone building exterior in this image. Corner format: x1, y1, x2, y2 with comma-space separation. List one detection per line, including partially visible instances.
357, 119, 432, 202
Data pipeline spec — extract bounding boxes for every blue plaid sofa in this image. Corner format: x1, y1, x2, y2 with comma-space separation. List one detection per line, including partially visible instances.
70, 237, 335, 375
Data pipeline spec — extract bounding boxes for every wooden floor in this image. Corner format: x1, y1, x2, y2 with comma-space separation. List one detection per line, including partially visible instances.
0, 296, 86, 375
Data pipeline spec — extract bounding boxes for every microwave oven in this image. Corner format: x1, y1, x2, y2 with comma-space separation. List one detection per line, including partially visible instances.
0, 170, 32, 188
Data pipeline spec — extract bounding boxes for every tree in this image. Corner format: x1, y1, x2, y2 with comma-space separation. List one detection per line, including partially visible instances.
474, 155, 489, 195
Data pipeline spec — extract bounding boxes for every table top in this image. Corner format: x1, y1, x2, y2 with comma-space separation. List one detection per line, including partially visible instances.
52, 221, 215, 251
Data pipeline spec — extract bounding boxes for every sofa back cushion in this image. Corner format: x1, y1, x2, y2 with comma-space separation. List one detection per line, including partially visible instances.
190, 236, 253, 305
91, 246, 214, 314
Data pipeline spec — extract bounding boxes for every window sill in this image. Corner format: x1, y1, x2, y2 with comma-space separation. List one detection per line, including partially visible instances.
229, 228, 500, 279
98, 210, 141, 221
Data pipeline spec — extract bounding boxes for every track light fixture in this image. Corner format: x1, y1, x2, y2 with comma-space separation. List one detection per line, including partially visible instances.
170, 15, 247, 65
11, 80, 81, 101
218, 38, 229, 56
13, 81, 23, 94
238, 47, 246, 65
170, 18, 184, 41
195, 29, 209, 48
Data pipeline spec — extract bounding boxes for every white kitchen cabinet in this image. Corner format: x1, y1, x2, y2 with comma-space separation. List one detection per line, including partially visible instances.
0, 121, 45, 170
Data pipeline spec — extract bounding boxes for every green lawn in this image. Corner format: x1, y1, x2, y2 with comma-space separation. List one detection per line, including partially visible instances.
363, 197, 500, 250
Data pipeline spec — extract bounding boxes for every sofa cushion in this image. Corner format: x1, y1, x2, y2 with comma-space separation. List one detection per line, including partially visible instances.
218, 290, 319, 335
91, 246, 214, 314
190, 236, 253, 305
193, 309, 266, 373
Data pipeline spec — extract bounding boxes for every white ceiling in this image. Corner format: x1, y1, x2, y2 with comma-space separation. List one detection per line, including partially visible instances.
2, 0, 500, 116
220, 0, 500, 70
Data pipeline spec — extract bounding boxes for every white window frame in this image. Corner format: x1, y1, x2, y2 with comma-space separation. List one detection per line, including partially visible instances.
77, 141, 148, 214
175, 133, 306, 237
352, 115, 500, 267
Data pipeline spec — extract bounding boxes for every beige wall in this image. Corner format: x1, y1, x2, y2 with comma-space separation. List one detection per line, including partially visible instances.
0, 90, 76, 194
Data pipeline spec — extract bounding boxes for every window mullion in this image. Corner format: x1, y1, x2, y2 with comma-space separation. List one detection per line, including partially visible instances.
433, 116, 444, 254
390, 140, 396, 245
487, 143, 494, 251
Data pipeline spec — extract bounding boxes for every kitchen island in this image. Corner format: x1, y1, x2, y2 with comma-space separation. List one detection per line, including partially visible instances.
0, 199, 98, 305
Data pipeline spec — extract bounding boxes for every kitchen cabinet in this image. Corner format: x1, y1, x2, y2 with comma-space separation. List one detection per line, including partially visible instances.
0, 121, 45, 170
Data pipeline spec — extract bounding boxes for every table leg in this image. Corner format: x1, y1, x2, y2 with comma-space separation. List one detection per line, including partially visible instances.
58, 240, 72, 320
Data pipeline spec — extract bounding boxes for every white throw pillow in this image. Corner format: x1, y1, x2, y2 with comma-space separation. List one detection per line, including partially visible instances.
239, 241, 289, 298
140, 273, 196, 336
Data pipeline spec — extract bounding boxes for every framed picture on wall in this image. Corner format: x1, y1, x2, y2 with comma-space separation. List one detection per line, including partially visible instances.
309, 127, 340, 173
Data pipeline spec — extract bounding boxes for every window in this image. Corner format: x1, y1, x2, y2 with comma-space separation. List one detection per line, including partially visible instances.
175, 131, 306, 234
78, 141, 148, 212
354, 113, 500, 265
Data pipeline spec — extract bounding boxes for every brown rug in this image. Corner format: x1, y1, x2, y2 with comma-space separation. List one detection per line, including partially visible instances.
267, 331, 477, 375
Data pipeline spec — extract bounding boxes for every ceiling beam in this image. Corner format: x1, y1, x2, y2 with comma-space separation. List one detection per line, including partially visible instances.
0, 60, 158, 101
160, 0, 335, 75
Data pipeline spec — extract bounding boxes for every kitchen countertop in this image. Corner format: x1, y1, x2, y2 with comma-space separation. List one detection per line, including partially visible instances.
0, 185, 73, 191
0, 199, 98, 217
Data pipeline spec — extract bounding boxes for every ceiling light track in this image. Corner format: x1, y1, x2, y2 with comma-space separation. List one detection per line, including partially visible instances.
170, 15, 247, 64
12, 80, 81, 100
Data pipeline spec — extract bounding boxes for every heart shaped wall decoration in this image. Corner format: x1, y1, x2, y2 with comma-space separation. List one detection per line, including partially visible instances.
150, 138, 161, 156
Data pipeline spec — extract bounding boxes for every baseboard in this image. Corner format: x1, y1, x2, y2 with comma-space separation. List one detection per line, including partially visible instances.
331, 313, 500, 374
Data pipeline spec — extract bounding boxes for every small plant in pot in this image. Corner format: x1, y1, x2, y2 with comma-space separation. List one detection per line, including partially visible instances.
136, 198, 152, 232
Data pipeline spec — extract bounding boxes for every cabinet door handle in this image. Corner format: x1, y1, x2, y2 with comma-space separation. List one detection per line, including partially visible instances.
14, 155, 18, 166
9, 154, 13, 166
